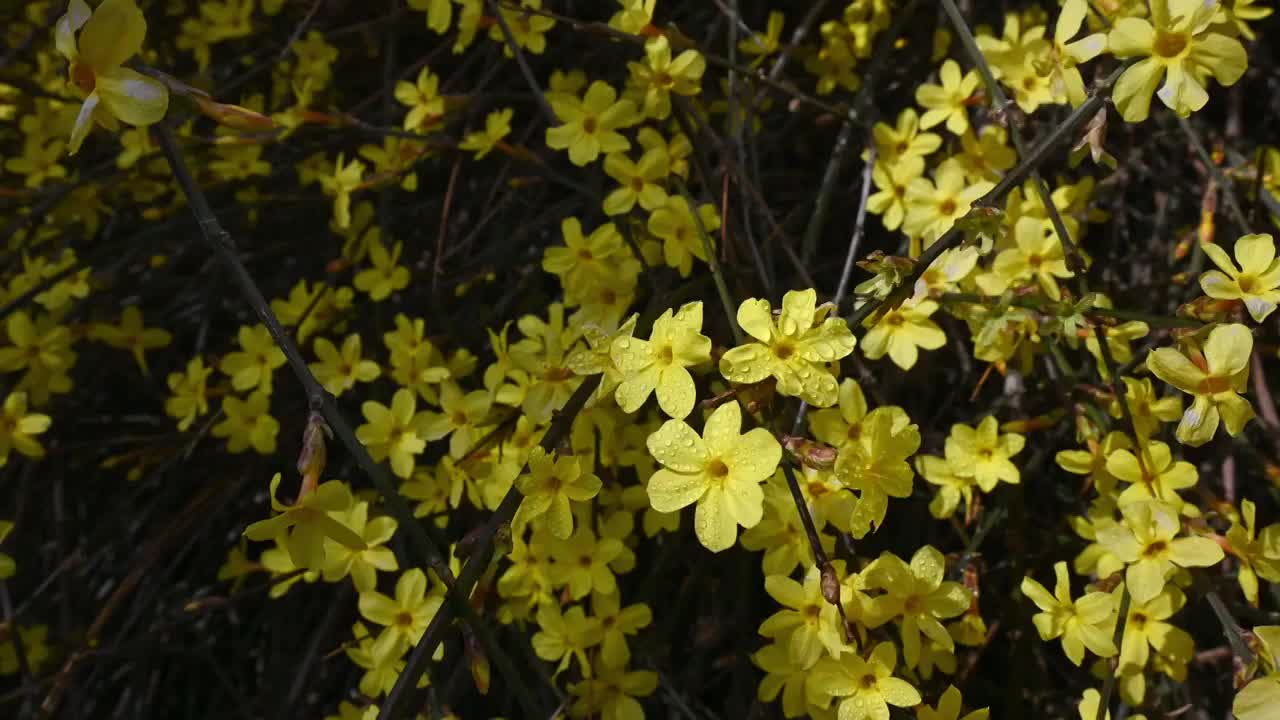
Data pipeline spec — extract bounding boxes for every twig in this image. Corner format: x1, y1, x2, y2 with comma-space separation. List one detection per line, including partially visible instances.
1178, 115, 1251, 234
833, 142, 877, 310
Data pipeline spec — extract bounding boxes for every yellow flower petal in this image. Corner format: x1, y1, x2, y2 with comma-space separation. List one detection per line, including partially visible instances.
96, 66, 169, 126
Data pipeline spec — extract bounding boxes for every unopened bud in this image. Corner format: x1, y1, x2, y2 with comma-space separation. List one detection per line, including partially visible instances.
820, 563, 841, 606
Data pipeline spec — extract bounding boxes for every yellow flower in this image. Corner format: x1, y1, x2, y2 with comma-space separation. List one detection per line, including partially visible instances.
917, 454, 978, 521
353, 239, 410, 302
739, 11, 784, 63
863, 546, 971, 668
720, 288, 856, 407
322, 500, 398, 592
546, 81, 640, 166
55, 0, 169, 154
320, 154, 366, 229
532, 603, 603, 677
358, 568, 443, 661
645, 401, 781, 552
1116, 585, 1193, 675
1108, 0, 1247, 122
1043, 0, 1108, 107
872, 108, 942, 166
627, 35, 706, 120
943, 416, 1024, 492
915, 59, 980, 135
513, 447, 602, 539
92, 306, 171, 374
590, 590, 652, 669
310, 334, 380, 397
609, 0, 655, 34
1224, 499, 1280, 607
1105, 440, 1198, 508
917, 685, 990, 720
356, 388, 431, 478
165, 356, 212, 431
394, 66, 444, 131
1097, 499, 1224, 603
1200, 233, 1280, 322
647, 196, 721, 277
244, 473, 366, 572
219, 324, 286, 394
610, 301, 711, 419
860, 298, 946, 370
834, 406, 922, 538
602, 147, 669, 215
807, 642, 922, 720
868, 156, 926, 232
542, 217, 624, 303
406, 0, 452, 34
903, 158, 994, 253
1146, 323, 1255, 446
1107, 376, 1182, 441
568, 656, 658, 719
0, 392, 51, 466
0, 310, 77, 405
458, 108, 512, 159
488, 0, 556, 57
989, 216, 1074, 300
759, 564, 849, 669
213, 391, 279, 454
1020, 561, 1117, 665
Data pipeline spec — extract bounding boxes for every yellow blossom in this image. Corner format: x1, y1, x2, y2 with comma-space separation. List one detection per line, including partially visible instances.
861, 298, 946, 370
513, 447, 602, 539
916, 59, 980, 135
546, 80, 640, 166
0, 392, 51, 467
720, 288, 856, 407
627, 35, 706, 120
1200, 233, 1280, 322
807, 642, 922, 720
1020, 561, 1118, 665
611, 302, 710, 419
55, 0, 169, 154
1109, 0, 1247, 121
645, 401, 781, 552
1146, 323, 1255, 446
220, 324, 286, 394
244, 473, 365, 572
944, 416, 1024, 492
165, 356, 212, 431
1097, 499, 1224, 602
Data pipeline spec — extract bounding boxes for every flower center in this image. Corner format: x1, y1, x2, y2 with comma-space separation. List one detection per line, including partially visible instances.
708, 459, 730, 478
396, 611, 414, 627
773, 342, 795, 360
71, 63, 96, 94
1142, 540, 1168, 558
583, 116, 598, 134
1238, 274, 1260, 294
1153, 30, 1189, 59
939, 199, 957, 216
